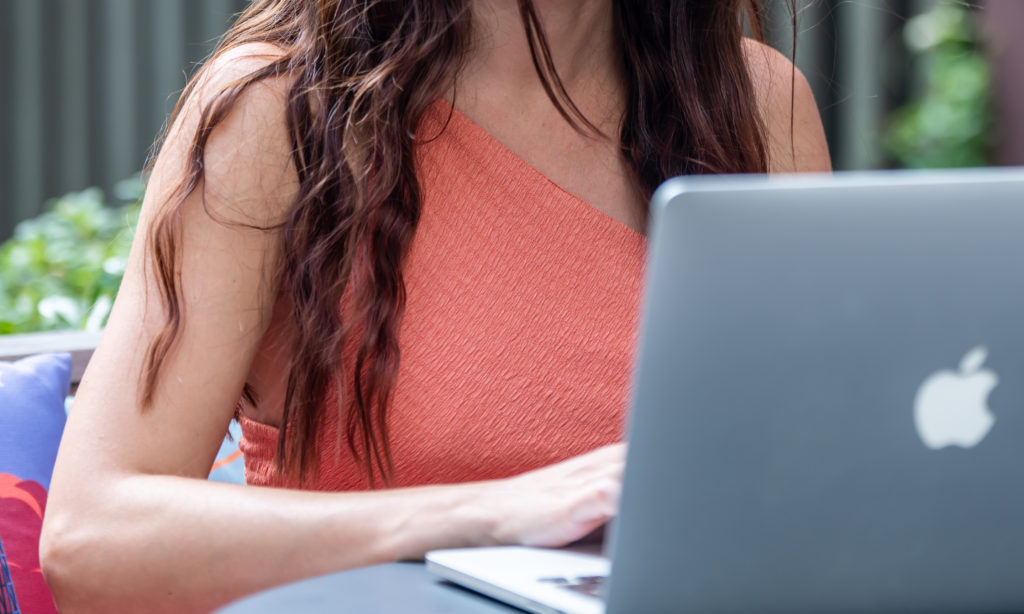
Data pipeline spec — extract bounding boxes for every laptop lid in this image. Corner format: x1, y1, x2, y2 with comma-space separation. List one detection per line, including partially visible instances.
606, 168, 1024, 613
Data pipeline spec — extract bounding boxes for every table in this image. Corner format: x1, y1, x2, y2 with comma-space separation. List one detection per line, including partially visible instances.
217, 562, 522, 613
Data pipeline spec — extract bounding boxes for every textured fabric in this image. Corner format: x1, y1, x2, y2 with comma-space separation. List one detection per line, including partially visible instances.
0, 353, 70, 614
240, 102, 646, 490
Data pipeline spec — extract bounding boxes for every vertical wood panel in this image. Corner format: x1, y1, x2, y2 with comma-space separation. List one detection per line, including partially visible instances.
836, 0, 888, 170
152, 0, 188, 129
85, 1, 106, 189
1, 0, 247, 240
984, 0, 1024, 166
59, 0, 91, 192
102, 0, 139, 188
38, 0, 63, 200
12, 0, 44, 226
0, 3, 14, 235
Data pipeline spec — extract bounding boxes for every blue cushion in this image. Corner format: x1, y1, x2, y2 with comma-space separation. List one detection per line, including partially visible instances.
0, 353, 70, 489
209, 419, 246, 484
0, 352, 69, 614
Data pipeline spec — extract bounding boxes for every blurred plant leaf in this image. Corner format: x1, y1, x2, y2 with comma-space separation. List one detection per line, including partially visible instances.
0, 179, 142, 334
885, 3, 993, 169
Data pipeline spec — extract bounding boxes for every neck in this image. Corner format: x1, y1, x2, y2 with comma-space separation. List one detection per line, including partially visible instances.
460, 0, 621, 119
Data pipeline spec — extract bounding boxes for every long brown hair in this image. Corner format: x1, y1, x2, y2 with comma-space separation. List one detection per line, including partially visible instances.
144, 0, 780, 486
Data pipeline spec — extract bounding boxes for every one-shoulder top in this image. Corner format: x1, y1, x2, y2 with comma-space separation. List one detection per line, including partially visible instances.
238, 101, 646, 490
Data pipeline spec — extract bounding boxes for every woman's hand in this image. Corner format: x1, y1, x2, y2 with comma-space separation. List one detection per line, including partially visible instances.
479, 443, 626, 548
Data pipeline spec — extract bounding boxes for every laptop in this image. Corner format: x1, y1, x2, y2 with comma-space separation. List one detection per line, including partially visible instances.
427, 169, 1024, 614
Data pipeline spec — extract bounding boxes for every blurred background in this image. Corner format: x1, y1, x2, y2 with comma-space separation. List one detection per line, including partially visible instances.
0, 0, 1019, 334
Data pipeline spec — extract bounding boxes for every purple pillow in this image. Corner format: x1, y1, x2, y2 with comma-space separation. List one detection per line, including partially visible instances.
0, 353, 70, 489
1, 352, 69, 614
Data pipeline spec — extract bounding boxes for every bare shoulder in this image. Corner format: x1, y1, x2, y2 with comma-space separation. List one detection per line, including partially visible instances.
172, 40, 293, 138
58, 42, 303, 482
741, 38, 832, 174
203, 41, 288, 78
153, 41, 298, 227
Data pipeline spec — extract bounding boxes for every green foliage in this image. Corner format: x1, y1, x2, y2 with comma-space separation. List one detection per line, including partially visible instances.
886, 3, 993, 168
0, 177, 143, 334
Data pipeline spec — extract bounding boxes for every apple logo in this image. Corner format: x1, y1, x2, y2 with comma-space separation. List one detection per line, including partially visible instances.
913, 346, 998, 450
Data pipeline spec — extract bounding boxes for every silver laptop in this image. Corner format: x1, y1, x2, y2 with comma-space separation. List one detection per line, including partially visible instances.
427, 169, 1024, 614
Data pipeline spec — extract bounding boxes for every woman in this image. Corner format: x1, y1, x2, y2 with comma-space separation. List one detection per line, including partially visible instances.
41, 0, 830, 611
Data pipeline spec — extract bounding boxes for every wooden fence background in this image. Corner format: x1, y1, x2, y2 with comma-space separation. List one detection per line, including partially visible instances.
0, 0, 248, 239
0, 0, 1009, 240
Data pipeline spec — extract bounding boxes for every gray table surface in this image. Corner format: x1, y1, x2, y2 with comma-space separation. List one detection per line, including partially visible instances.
217, 562, 523, 613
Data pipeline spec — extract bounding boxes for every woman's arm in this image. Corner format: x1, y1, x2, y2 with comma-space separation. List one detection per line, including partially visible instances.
743, 39, 833, 173
39, 47, 622, 614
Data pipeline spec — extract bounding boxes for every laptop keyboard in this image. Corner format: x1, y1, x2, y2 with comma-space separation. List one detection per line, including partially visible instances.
539, 575, 608, 599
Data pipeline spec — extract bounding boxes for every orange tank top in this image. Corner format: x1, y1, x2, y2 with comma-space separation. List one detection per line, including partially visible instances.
238, 101, 646, 490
